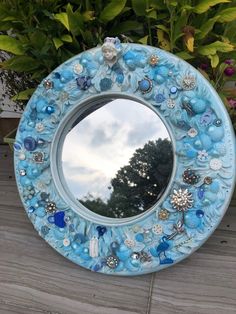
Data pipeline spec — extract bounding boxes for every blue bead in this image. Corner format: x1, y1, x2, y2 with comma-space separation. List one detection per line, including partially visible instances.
54, 211, 66, 228
74, 233, 86, 244
24, 137, 37, 151
28, 206, 36, 213
135, 233, 144, 242
48, 216, 55, 223
139, 78, 151, 92
170, 86, 178, 94
196, 209, 204, 218
160, 257, 173, 265
46, 105, 55, 114
198, 187, 205, 200
41, 225, 50, 236
184, 212, 200, 228
14, 142, 22, 151
96, 226, 107, 237
155, 93, 165, 103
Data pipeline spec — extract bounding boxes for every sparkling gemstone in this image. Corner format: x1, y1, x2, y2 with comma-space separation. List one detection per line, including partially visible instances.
106, 255, 119, 269
182, 75, 196, 90
45, 201, 56, 213
24, 137, 37, 151
158, 209, 169, 220
171, 189, 193, 211
204, 176, 212, 185
182, 168, 199, 185
187, 128, 198, 138
149, 55, 159, 66
32, 152, 44, 163
43, 79, 53, 89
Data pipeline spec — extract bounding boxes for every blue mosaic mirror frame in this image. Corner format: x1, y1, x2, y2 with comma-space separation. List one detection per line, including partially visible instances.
14, 38, 236, 275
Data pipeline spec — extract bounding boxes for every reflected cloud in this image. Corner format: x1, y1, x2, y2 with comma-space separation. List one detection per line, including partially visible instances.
62, 98, 173, 216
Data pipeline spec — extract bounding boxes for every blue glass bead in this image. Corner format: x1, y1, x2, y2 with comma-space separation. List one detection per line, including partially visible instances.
45, 105, 55, 114
198, 187, 205, 200
155, 74, 165, 84
186, 149, 197, 158
28, 206, 36, 213
48, 216, 55, 223
92, 263, 103, 272
135, 233, 144, 242
96, 226, 107, 237
100, 78, 112, 91
190, 98, 207, 113
24, 137, 37, 151
208, 125, 224, 142
155, 93, 165, 103
138, 78, 152, 93
41, 225, 50, 236
116, 73, 124, 84
76, 76, 91, 90
156, 66, 169, 76
196, 209, 204, 218
160, 257, 173, 265
54, 211, 66, 228
74, 233, 86, 244
13, 142, 22, 151
213, 118, 222, 127
184, 212, 201, 228
170, 86, 178, 94
110, 241, 120, 251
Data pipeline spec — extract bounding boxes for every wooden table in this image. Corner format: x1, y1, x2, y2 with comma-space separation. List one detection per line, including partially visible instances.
1, 145, 235, 314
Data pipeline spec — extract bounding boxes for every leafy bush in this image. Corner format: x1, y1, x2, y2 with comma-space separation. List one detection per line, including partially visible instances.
0, 0, 235, 129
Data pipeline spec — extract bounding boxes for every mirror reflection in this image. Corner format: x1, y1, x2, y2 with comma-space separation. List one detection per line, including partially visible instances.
62, 98, 173, 218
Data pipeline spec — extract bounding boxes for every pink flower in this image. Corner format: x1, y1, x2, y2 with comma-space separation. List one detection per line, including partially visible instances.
227, 98, 236, 108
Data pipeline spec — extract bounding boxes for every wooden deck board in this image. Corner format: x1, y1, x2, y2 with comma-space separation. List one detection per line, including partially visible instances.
1, 146, 236, 314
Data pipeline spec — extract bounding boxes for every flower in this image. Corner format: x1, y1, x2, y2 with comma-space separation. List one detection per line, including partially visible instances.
100, 78, 112, 91
35, 123, 45, 133
158, 209, 170, 220
197, 150, 208, 161
170, 189, 194, 211
227, 98, 236, 108
224, 66, 235, 77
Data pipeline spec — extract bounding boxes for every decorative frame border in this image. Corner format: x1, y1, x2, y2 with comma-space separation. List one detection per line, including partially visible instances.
14, 38, 236, 275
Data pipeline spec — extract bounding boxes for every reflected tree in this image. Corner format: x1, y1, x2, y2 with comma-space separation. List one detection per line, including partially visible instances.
80, 139, 173, 218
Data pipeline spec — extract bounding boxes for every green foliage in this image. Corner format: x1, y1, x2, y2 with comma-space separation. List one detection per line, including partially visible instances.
81, 139, 173, 218
0, 0, 235, 129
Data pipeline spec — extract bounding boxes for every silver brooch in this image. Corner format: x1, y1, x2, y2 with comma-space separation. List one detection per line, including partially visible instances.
170, 189, 193, 211
182, 75, 196, 90
106, 255, 119, 269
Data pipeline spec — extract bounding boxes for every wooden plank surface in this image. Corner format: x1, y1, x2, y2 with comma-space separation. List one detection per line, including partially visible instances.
0, 145, 236, 314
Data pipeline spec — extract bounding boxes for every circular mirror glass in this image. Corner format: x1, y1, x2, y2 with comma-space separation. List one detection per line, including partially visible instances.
61, 98, 173, 218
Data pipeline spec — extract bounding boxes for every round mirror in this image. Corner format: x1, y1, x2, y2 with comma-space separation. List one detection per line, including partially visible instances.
61, 98, 173, 218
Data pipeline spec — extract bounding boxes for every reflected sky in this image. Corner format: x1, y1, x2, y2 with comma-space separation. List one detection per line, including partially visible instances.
62, 99, 170, 203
